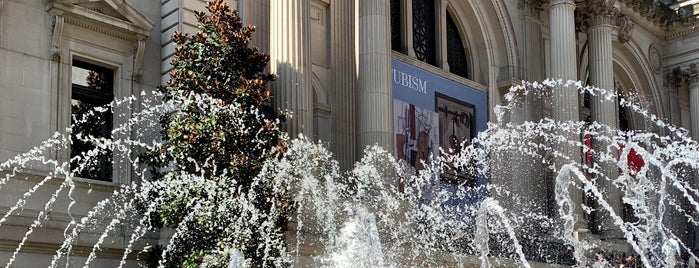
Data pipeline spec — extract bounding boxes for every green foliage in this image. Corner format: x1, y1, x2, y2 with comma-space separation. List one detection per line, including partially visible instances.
142, 1, 290, 266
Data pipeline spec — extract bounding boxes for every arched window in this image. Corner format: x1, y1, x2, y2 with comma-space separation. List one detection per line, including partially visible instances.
446, 11, 468, 78
412, 0, 436, 65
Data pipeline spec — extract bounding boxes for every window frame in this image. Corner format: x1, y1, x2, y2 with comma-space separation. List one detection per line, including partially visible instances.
47, 0, 153, 184
69, 59, 116, 182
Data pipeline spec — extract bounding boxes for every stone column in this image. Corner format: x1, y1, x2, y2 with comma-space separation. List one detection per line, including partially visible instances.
331, 0, 357, 169
689, 63, 699, 254
243, 0, 270, 55
689, 64, 699, 141
270, 0, 313, 137
436, 0, 449, 71
585, 1, 621, 239
549, 0, 585, 230
0, 0, 4, 40
513, 0, 547, 215
357, 0, 394, 152
665, 68, 683, 127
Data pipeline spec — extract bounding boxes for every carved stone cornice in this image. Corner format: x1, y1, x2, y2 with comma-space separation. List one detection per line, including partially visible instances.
46, 0, 154, 40
616, 0, 671, 28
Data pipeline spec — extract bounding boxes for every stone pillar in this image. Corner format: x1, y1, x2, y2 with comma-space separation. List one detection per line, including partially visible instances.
548, 0, 585, 230
270, 0, 313, 137
585, 1, 621, 239
688, 63, 699, 254
357, 0, 394, 152
665, 68, 683, 127
436, 0, 449, 71
331, 0, 357, 169
0, 0, 4, 40
689, 64, 699, 141
513, 0, 547, 214
243, 0, 270, 55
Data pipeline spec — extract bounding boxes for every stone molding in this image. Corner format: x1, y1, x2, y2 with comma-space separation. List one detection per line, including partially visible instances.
46, 0, 153, 38
46, 0, 154, 62
0, 239, 145, 260
616, 0, 671, 27
549, 0, 575, 6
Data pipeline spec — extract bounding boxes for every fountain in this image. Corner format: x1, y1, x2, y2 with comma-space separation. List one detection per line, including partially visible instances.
1, 78, 698, 267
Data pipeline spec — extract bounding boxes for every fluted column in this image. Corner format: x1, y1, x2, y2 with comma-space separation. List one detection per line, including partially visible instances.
585, 2, 621, 239
513, 0, 547, 213
270, 0, 313, 137
358, 0, 394, 152
689, 64, 699, 141
331, 0, 357, 169
689, 64, 699, 253
665, 69, 683, 127
243, 0, 270, 55
549, 0, 585, 230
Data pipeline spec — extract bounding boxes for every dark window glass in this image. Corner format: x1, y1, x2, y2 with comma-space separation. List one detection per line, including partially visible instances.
618, 94, 630, 131
446, 12, 468, 78
391, 0, 402, 52
70, 60, 114, 181
412, 0, 436, 65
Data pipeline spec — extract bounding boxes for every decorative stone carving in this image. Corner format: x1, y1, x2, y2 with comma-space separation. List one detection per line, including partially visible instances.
648, 44, 660, 74
616, 15, 634, 44
51, 14, 65, 62
133, 40, 146, 82
46, 0, 154, 41
665, 67, 683, 90
519, 0, 546, 17
688, 63, 699, 86
577, 0, 618, 31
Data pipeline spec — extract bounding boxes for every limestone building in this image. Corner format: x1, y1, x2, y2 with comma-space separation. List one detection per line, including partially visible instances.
0, 0, 698, 266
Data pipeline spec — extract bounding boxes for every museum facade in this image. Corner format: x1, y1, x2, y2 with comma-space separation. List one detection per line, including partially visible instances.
0, 0, 698, 266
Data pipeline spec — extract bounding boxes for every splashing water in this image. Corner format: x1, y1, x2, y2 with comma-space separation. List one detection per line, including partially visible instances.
0, 79, 698, 267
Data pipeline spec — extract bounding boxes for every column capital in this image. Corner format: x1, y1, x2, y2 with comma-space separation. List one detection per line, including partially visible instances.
665, 67, 683, 89
519, 0, 546, 17
578, 0, 618, 30
688, 63, 699, 87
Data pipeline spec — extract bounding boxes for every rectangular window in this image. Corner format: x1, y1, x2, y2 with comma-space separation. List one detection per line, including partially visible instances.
70, 60, 114, 181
